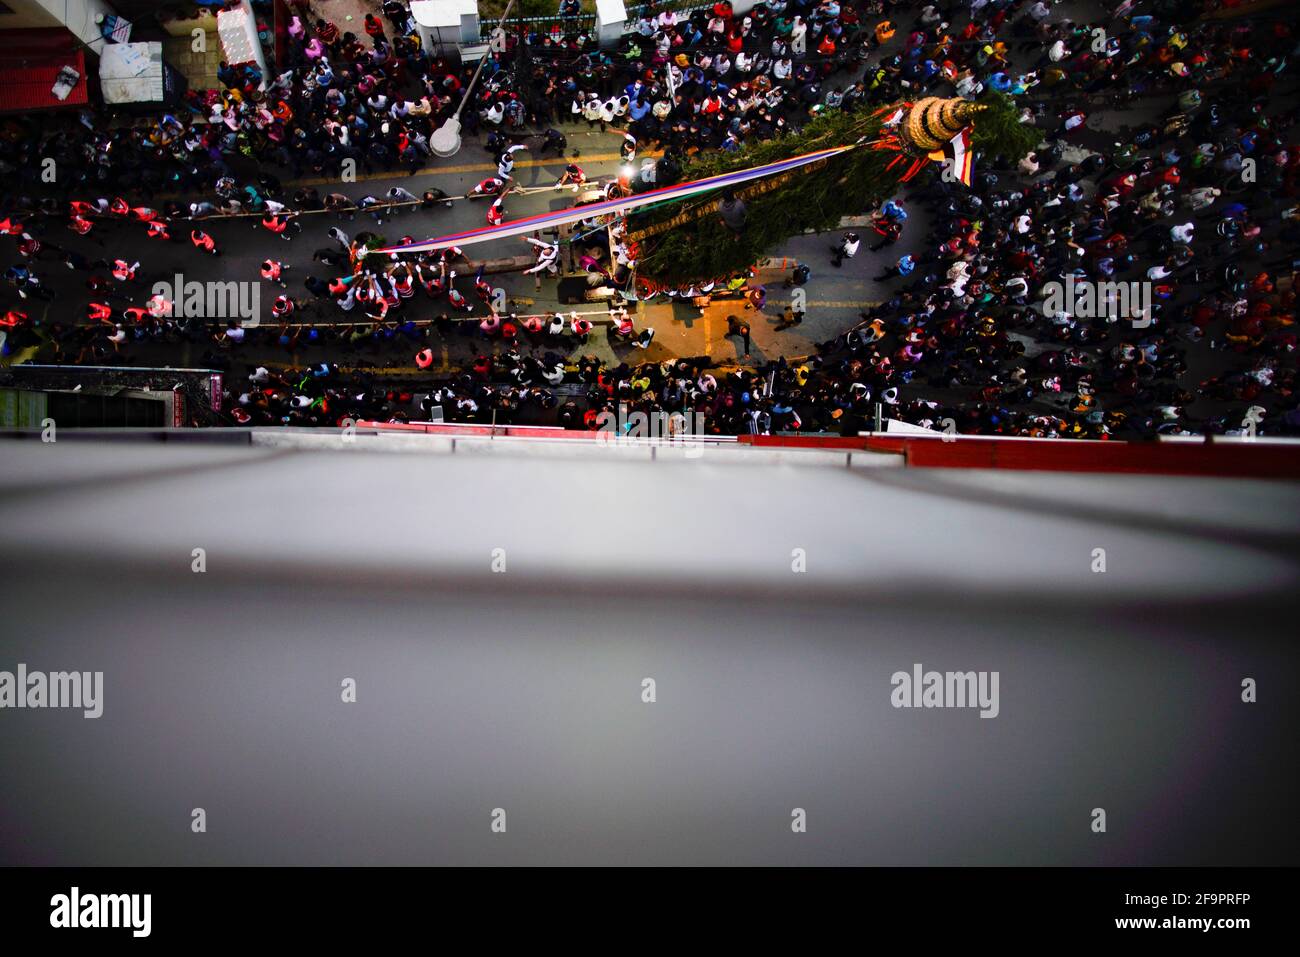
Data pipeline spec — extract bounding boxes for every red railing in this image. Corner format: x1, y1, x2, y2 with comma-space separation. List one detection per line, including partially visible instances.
740, 434, 1300, 479
358, 421, 1300, 479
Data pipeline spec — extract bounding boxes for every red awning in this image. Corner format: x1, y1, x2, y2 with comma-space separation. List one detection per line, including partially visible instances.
0, 29, 89, 113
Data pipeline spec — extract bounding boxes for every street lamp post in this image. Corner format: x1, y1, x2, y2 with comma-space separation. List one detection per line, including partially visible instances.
430, 0, 519, 158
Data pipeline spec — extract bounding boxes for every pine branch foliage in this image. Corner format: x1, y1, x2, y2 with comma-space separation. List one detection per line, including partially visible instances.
635, 93, 1036, 285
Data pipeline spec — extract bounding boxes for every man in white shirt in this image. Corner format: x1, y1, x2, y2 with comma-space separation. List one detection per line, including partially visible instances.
831, 231, 860, 267
791, 17, 807, 55
955, 72, 983, 98
497, 144, 526, 179
1186, 187, 1221, 211
523, 237, 560, 275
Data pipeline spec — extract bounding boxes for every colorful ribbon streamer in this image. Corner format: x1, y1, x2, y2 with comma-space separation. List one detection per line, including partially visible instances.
374, 146, 856, 255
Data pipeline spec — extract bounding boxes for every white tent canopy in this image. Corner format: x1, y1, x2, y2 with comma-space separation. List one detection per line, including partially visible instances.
217, 0, 268, 88
98, 41, 164, 105
411, 0, 481, 49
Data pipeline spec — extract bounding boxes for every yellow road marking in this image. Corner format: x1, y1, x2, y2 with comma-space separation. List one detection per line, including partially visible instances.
768, 300, 875, 309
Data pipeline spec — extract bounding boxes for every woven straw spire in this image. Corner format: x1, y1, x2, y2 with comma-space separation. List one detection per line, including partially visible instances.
902, 98, 987, 151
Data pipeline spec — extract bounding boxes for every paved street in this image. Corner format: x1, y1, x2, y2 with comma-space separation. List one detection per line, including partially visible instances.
4, 0, 1294, 435
11, 122, 890, 376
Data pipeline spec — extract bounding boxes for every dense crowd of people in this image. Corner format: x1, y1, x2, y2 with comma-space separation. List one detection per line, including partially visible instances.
1, 0, 1297, 438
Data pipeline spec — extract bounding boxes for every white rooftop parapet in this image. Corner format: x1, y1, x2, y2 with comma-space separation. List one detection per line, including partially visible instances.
595, 0, 627, 50
411, 0, 481, 55
34, 0, 119, 52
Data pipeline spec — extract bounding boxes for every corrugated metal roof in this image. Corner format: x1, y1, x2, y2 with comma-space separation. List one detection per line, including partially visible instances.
0, 28, 89, 113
